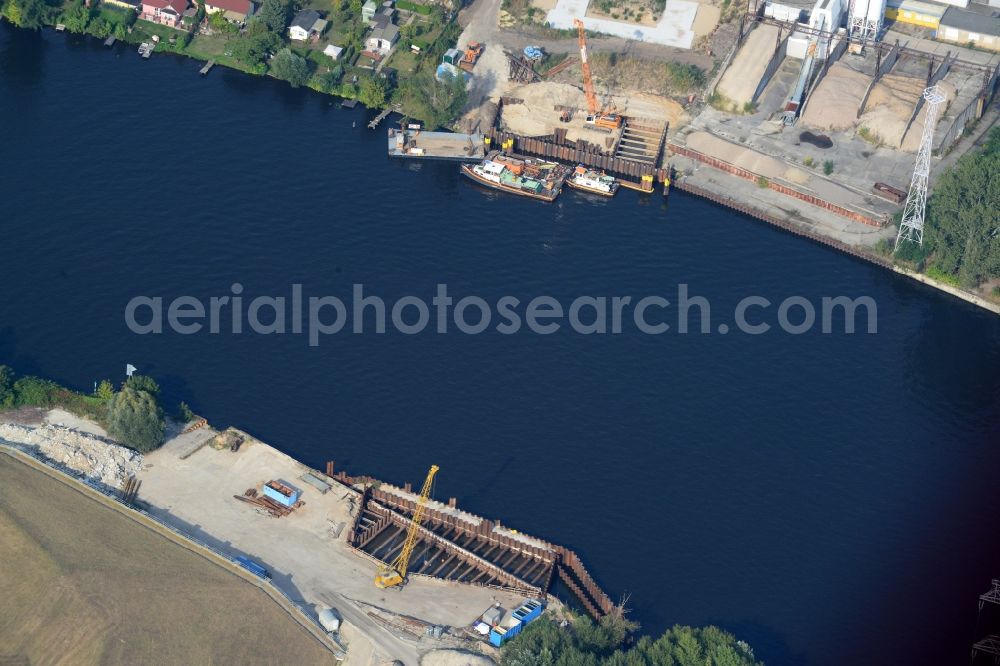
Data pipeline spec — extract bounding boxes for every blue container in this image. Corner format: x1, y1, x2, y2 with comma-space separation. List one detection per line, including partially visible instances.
488, 599, 543, 646
236, 555, 271, 580
262, 481, 300, 508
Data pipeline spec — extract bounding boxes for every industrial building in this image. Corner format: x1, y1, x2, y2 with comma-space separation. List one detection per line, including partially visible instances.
937, 4, 1000, 50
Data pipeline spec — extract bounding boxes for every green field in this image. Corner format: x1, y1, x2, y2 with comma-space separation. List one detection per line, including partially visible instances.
0, 452, 336, 666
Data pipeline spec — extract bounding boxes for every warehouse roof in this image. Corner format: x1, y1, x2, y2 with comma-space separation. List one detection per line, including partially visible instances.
940, 4, 1000, 36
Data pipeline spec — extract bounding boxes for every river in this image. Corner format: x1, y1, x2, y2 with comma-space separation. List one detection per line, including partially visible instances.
1, 22, 998, 666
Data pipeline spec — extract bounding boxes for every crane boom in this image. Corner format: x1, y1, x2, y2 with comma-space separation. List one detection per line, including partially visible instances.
573, 19, 622, 129
374, 465, 440, 589
574, 18, 599, 116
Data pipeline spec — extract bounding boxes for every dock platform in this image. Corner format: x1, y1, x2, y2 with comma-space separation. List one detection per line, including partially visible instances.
200, 60, 215, 75
388, 129, 485, 162
104, 36, 116, 47
138, 42, 154, 59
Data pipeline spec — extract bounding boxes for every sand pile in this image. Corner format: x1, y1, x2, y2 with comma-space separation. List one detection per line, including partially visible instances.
502, 81, 589, 136
800, 62, 870, 131
858, 75, 954, 151
716, 24, 781, 107
0, 422, 142, 487
685, 131, 810, 183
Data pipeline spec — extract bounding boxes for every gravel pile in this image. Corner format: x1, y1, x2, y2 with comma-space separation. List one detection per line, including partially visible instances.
0, 422, 142, 487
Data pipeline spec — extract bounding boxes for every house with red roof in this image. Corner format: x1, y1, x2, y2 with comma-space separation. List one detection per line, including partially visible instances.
139, 0, 188, 27
204, 0, 255, 23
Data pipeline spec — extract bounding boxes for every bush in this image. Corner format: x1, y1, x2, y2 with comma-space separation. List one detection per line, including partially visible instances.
13, 376, 59, 407
178, 401, 196, 422
0, 365, 14, 408
107, 386, 165, 453
126, 374, 160, 396
803, 157, 815, 167
96, 380, 115, 401
756, 176, 769, 188
823, 160, 834, 175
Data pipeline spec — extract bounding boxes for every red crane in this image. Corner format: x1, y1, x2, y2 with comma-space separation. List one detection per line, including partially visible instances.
573, 18, 622, 130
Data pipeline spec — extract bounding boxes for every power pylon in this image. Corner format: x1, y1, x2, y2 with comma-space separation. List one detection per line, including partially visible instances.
895, 85, 946, 250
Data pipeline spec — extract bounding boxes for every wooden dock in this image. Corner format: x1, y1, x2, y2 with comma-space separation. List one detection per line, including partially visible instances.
104, 36, 116, 47
200, 60, 215, 75
138, 42, 155, 59
367, 104, 400, 129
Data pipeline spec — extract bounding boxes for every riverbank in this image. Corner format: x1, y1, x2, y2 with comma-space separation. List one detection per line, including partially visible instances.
0, 406, 592, 664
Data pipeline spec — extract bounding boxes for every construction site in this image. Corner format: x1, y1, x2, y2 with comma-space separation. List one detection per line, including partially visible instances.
0, 407, 614, 665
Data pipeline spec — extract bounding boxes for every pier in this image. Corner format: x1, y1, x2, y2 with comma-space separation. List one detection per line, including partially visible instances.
138, 42, 154, 59
104, 36, 115, 48
199, 60, 215, 75
388, 129, 485, 162
367, 104, 400, 129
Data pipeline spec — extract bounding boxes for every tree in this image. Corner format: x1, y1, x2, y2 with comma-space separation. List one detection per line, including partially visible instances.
95, 380, 115, 401
255, 0, 290, 33
269, 48, 311, 87
399, 71, 467, 128
61, 0, 90, 32
228, 28, 282, 68
317, 65, 344, 93
106, 386, 165, 453
0, 365, 14, 408
501, 616, 763, 666
357, 75, 388, 108
3, 0, 47, 29
125, 373, 160, 396
914, 127, 1000, 287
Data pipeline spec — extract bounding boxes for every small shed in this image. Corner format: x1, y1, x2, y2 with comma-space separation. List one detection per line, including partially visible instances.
482, 606, 503, 625
362, 0, 377, 21
442, 47, 463, 65
324, 44, 344, 59
318, 607, 342, 632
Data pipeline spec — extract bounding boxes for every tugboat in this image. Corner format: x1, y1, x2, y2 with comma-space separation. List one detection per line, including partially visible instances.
461, 151, 570, 202
565, 165, 619, 197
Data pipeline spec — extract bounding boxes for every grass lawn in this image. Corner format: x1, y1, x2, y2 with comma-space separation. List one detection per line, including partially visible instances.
386, 46, 420, 74
0, 452, 337, 665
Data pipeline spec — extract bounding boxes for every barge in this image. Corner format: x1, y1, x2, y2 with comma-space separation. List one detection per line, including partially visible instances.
460, 151, 570, 202
565, 165, 619, 197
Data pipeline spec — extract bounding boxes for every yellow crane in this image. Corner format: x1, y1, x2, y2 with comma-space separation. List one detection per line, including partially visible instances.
374, 464, 440, 589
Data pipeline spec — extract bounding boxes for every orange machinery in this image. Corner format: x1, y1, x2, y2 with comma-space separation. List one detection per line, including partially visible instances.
572, 19, 622, 130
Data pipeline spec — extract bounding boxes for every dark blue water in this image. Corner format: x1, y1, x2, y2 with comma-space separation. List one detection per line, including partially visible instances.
2, 23, 998, 666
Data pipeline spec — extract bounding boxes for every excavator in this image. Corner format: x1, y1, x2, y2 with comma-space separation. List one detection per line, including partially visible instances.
573, 19, 622, 130
374, 464, 440, 589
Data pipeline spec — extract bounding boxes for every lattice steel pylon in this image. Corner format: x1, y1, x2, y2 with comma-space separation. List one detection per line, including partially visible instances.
895, 85, 946, 250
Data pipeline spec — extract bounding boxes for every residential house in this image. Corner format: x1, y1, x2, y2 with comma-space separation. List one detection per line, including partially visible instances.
369, 4, 395, 27
140, 0, 189, 27
204, 0, 255, 23
936, 3, 1000, 50
289, 9, 328, 41
366, 22, 399, 54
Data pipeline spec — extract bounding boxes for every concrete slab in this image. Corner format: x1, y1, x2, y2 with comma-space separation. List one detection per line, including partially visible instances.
546, 0, 697, 49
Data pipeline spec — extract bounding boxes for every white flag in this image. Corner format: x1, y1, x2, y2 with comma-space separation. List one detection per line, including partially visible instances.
126, 364, 137, 377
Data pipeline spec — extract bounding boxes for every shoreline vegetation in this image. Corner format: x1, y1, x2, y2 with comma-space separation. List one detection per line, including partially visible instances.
0, 12, 996, 313
0, 0, 467, 126
0, 363, 767, 664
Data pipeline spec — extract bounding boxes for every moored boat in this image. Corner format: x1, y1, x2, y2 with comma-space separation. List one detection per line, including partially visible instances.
460, 151, 570, 202
565, 165, 619, 197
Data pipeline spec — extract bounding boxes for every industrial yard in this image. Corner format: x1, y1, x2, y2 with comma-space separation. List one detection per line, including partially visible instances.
0, 449, 337, 666
0, 408, 596, 664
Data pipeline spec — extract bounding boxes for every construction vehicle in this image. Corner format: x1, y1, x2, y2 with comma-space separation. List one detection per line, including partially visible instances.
459, 42, 484, 73
374, 465, 440, 589
573, 19, 622, 130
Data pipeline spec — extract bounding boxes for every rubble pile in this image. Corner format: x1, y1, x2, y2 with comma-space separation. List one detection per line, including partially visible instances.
0, 422, 142, 487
